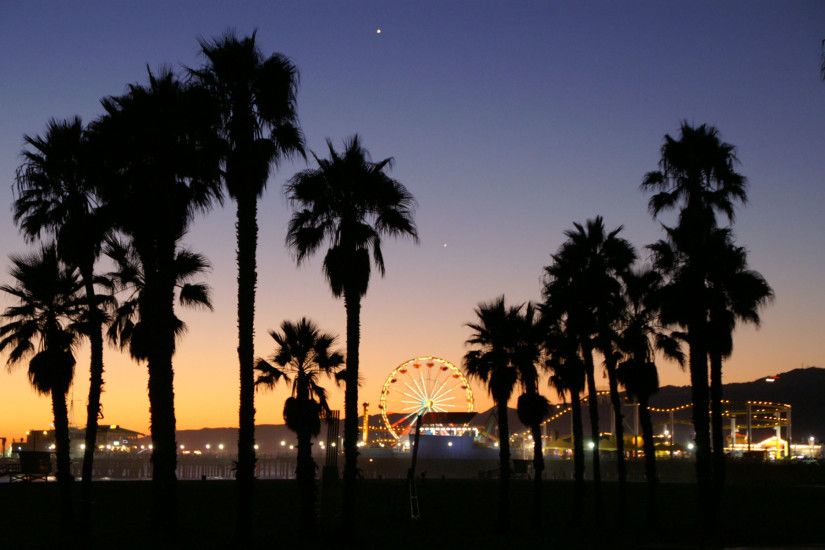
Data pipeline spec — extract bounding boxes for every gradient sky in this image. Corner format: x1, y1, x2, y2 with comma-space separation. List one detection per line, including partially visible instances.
1, 1, 823, 441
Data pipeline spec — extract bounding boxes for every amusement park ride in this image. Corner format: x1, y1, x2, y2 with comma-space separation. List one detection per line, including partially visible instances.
378, 356, 475, 440
367, 356, 805, 460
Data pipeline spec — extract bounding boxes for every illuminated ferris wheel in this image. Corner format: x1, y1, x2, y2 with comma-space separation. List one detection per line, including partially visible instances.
378, 356, 474, 439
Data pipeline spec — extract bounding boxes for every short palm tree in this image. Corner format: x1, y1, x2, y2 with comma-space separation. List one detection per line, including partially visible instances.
255, 318, 343, 532
0, 246, 84, 524
193, 32, 305, 528
104, 237, 214, 360
543, 312, 586, 521
14, 117, 111, 515
617, 267, 684, 527
463, 296, 522, 533
286, 135, 417, 537
512, 303, 550, 530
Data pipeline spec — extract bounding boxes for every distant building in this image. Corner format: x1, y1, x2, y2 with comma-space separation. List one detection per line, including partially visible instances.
15, 425, 145, 458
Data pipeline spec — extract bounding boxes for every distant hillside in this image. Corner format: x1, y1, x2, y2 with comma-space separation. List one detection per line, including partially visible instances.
651, 366, 825, 441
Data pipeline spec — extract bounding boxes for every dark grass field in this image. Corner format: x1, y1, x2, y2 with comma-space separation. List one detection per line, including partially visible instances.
2, 477, 824, 549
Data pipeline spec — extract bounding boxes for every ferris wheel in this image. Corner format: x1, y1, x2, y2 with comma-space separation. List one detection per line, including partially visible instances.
378, 356, 474, 439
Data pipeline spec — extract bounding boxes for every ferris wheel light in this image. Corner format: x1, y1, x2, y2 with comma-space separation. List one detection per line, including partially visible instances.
379, 356, 474, 440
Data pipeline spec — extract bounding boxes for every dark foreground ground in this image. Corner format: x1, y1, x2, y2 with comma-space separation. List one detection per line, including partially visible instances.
2, 475, 824, 549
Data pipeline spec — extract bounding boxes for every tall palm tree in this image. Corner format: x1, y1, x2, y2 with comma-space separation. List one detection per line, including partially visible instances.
543, 216, 635, 520
512, 303, 550, 530
0, 246, 84, 525
88, 68, 222, 537
617, 267, 684, 528
463, 296, 522, 533
642, 122, 747, 528
255, 318, 343, 533
13, 117, 111, 518
285, 135, 417, 538
704, 230, 772, 488
193, 32, 305, 529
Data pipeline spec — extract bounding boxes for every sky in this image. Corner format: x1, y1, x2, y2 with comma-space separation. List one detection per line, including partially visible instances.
0, 1, 823, 441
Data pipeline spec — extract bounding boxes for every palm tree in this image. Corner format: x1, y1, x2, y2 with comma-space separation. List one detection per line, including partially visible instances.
642, 122, 747, 528
88, 68, 221, 537
704, 229, 772, 489
543, 313, 586, 521
0, 246, 84, 525
193, 32, 305, 529
285, 135, 417, 538
103, 238, 214, 359
463, 296, 522, 533
543, 216, 636, 520
255, 318, 343, 533
617, 267, 684, 527
13, 117, 111, 519
512, 303, 550, 530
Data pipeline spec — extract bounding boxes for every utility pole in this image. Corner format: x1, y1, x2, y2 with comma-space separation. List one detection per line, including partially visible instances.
362, 402, 369, 445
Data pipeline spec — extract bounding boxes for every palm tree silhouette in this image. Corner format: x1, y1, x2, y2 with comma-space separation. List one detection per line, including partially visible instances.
704, 229, 772, 489
285, 135, 417, 539
617, 267, 684, 528
512, 303, 550, 530
642, 122, 747, 531
13, 117, 112, 521
255, 318, 343, 533
89, 68, 222, 537
0, 246, 84, 525
463, 296, 522, 533
543, 310, 586, 522
193, 32, 305, 531
103, 238, 214, 359
544, 216, 635, 521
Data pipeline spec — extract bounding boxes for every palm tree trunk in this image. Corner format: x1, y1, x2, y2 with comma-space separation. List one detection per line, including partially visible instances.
604, 350, 627, 511
342, 288, 361, 541
235, 190, 258, 540
530, 422, 544, 530
496, 401, 511, 533
570, 390, 585, 525
570, 390, 585, 486
639, 395, 658, 528
51, 387, 73, 525
688, 319, 714, 536
147, 350, 177, 534
296, 426, 316, 532
582, 343, 603, 522
709, 351, 725, 491
79, 263, 104, 526
146, 256, 179, 541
